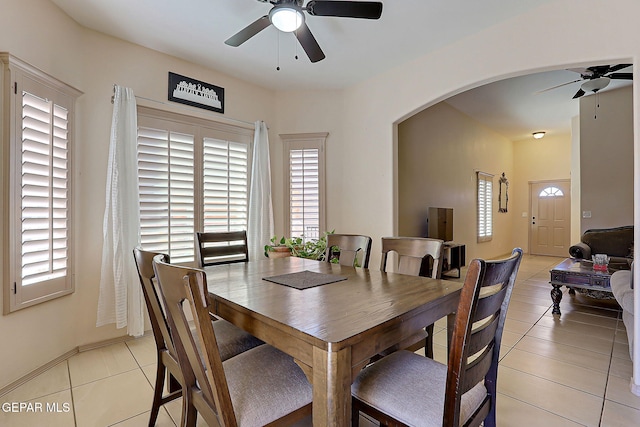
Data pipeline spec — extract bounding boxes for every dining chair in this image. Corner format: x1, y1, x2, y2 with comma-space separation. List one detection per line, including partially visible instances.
152, 255, 312, 427
133, 248, 262, 427
325, 233, 373, 268
195, 230, 249, 267
352, 248, 523, 427
379, 236, 445, 358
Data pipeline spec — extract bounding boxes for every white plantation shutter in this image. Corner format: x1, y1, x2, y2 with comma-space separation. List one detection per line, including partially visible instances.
137, 107, 253, 264
20, 92, 69, 285
289, 148, 320, 239
138, 127, 195, 263
282, 133, 327, 241
4, 53, 81, 312
477, 172, 493, 242
203, 139, 248, 232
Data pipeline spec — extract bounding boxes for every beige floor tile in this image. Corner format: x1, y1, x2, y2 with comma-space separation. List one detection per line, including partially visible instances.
0, 389, 75, 427
542, 310, 619, 329
508, 300, 550, 316
73, 369, 153, 427
1, 361, 70, 402
68, 342, 139, 387
164, 397, 211, 427
497, 366, 603, 426
609, 355, 633, 380
514, 335, 610, 373
500, 330, 525, 349
527, 324, 615, 355
612, 341, 632, 360
500, 348, 607, 396
605, 374, 640, 410
126, 335, 158, 367
507, 308, 546, 324
503, 317, 534, 335
510, 293, 553, 308
601, 400, 640, 426
535, 316, 616, 341
111, 408, 176, 426
496, 393, 584, 427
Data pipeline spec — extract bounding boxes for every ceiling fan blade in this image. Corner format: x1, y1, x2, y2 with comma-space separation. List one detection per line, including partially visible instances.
306, 1, 383, 19
225, 15, 271, 47
608, 72, 633, 80
607, 64, 632, 73
572, 88, 586, 99
535, 79, 582, 94
295, 22, 325, 63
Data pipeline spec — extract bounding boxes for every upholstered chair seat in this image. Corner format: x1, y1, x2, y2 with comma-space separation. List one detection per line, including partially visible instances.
352, 350, 487, 426
223, 345, 313, 426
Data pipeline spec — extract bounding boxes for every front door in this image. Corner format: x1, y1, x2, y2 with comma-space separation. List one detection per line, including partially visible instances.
530, 180, 571, 257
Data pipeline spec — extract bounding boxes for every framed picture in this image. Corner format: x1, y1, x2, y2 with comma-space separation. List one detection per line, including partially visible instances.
168, 72, 224, 114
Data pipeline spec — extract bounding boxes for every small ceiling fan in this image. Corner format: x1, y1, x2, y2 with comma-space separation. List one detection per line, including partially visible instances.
225, 0, 384, 63
539, 64, 633, 99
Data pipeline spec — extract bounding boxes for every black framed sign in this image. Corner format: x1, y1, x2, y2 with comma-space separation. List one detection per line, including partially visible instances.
168, 72, 224, 114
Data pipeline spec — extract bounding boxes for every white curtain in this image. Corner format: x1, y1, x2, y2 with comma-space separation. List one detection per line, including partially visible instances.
96, 85, 144, 337
248, 121, 274, 261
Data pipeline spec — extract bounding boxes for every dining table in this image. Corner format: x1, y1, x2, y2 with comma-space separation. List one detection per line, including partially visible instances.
204, 256, 463, 426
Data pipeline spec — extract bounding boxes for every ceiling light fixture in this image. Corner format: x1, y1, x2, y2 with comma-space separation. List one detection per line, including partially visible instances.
581, 77, 610, 94
269, 3, 304, 32
532, 131, 546, 139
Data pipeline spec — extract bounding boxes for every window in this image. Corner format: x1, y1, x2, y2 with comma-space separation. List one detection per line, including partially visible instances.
2, 54, 82, 313
539, 186, 564, 197
282, 133, 327, 241
137, 107, 252, 263
477, 171, 493, 243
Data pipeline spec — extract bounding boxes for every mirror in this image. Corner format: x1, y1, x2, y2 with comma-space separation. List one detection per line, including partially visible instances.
499, 172, 509, 213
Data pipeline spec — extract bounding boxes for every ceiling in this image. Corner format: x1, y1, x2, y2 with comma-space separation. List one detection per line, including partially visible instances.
50, 0, 632, 140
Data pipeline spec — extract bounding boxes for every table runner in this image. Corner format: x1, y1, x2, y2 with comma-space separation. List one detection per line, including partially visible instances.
262, 270, 347, 290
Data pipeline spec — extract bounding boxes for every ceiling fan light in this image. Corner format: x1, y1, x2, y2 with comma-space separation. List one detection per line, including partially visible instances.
581, 77, 610, 93
270, 6, 304, 32
532, 131, 545, 139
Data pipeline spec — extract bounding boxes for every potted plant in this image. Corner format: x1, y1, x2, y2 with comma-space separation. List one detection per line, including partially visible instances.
264, 230, 335, 260
264, 236, 292, 259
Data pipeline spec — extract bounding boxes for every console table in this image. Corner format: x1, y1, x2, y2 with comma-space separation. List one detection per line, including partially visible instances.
549, 258, 614, 316
442, 243, 465, 279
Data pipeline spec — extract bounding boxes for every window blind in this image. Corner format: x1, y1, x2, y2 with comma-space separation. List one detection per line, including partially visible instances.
203, 138, 248, 233
289, 148, 320, 240
20, 91, 69, 286
477, 172, 493, 243
138, 127, 195, 263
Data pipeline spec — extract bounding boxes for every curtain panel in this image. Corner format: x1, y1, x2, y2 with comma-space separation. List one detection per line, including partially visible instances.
96, 85, 144, 337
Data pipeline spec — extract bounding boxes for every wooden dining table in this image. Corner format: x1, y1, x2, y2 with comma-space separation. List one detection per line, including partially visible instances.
205, 256, 463, 426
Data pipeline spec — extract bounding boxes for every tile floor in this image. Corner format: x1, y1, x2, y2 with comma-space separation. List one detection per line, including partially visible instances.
1, 255, 640, 426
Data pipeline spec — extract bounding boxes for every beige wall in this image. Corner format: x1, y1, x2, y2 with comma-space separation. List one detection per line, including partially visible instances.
397, 102, 515, 261
0, 0, 276, 388
511, 134, 572, 252
2, 0, 640, 390
579, 85, 634, 232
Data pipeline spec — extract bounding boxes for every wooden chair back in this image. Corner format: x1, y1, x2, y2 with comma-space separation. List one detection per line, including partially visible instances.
133, 248, 177, 360
444, 248, 523, 427
325, 234, 373, 268
195, 230, 249, 267
153, 256, 237, 427
380, 237, 444, 278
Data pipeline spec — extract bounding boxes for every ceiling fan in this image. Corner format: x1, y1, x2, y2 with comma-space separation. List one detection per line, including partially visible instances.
225, 0, 384, 63
539, 64, 633, 99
